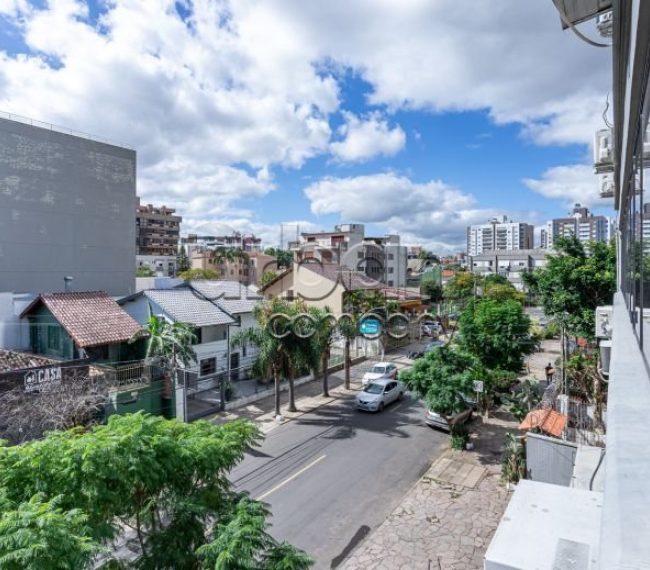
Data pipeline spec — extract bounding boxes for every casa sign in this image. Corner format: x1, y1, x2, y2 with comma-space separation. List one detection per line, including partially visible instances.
24, 366, 62, 393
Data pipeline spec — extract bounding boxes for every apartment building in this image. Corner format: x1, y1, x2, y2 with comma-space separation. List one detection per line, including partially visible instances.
135, 199, 182, 276
180, 233, 262, 257
542, 204, 609, 250
290, 224, 407, 287
635, 203, 650, 253
190, 250, 276, 286
468, 249, 548, 291
0, 115, 136, 296
466, 216, 534, 256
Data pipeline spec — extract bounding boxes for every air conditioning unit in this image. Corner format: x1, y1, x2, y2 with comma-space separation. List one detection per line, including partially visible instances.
600, 173, 615, 198
594, 128, 614, 173
595, 305, 613, 339
596, 10, 613, 37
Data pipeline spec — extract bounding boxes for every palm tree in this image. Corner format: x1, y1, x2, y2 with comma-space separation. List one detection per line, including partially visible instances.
143, 314, 197, 401
307, 307, 336, 397
338, 314, 358, 390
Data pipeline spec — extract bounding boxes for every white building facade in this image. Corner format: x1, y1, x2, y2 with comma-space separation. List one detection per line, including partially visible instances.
467, 216, 534, 256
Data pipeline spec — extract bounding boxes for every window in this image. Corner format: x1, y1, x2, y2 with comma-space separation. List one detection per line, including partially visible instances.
388, 253, 394, 260
243, 344, 247, 357
200, 358, 217, 376
47, 326, 61, 351
358, 251, 364, 259
388, 267, 394, 274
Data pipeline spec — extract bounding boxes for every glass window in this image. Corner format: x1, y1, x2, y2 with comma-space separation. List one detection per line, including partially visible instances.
200, 358, 216, 376
47, 326, 61, 351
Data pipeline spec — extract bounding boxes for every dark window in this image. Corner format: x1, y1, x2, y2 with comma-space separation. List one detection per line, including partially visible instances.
388, 253, 394, 260
47, 326, 61, 351
243, 345, 247, 357
200, 358, 217, 376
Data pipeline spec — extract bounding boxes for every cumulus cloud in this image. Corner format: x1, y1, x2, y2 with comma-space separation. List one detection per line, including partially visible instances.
304, 172, 535, 251
523, 164, 603, 208
0, 0, 609, 232
330, 112, 405, 162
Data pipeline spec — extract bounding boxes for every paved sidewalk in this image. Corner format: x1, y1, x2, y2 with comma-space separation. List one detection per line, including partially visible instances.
339, 413, 516, 570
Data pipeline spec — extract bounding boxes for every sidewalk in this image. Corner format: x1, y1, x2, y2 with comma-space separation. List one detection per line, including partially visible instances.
340, 412, 516, 570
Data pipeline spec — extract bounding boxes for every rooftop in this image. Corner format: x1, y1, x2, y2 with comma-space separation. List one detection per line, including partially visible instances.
144, 289, 236, 327
0, 349, 58, 373
20, 292, 144, 348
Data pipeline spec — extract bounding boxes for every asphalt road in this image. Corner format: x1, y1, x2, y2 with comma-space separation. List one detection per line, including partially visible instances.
230, 354, 447, 570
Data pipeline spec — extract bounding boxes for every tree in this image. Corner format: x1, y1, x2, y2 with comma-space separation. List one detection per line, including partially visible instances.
136, 265, 155, 277
458, 298, 534, 373
522, 236, 616, 339
400, 347, 476, 421
0, 414, 312, 569
264, 248, 294, 269
179, 268, 220, 281
307, 307, 337, 398
338, 313, 358, 390
417, 250, 440, 263
260, 270, 279, 287
143, 314, 197, 400
565, 352, 606, 430
176, 247, 190, 273
421, 280, 443, 303
0, 370, 110, 444
482, 282, 525, 304
444, 272, 480, 305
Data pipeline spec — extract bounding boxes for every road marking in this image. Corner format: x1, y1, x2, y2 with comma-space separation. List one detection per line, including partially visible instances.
255, 454, 327, 501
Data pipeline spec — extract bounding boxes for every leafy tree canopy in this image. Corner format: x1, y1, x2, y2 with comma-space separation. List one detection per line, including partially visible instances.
260, 271, 279, 287
421, 280, 443, 303
458, 298, 534, 372
522, 236, 615, 338
264, 248, 294, 269
400, 347, 476, 416
0, 414, 311, 569
444, 272, 481, 303
178, 267, 220, 281
136, 265, 155, 277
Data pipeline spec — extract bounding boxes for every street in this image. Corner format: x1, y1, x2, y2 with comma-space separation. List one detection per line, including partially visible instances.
230, 353, 448, 570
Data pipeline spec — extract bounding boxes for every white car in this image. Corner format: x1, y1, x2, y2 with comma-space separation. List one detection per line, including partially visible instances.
362, 362, 398, 386
356, 378, 405, 412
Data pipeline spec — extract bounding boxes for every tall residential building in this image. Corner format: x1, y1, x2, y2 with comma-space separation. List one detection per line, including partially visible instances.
135, 199, 182, 276
466, 216, 534, 256
635, 203, 650, 253
290, 224, 407, 287
180, 232, 262, 257
0, 115, 136, 296
542, 204, 609, 250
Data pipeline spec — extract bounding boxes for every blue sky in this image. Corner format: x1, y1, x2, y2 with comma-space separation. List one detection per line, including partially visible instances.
0, 0, 613, 251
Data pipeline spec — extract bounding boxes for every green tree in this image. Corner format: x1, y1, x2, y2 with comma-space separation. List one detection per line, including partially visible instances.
0, 414, 311, 569
400, 347, 476, 420
136, 265, 155, 277
264, 248, 294, 269
421, 280, 443, 303
179, 267, 220, 281
522, 236, 616, 339
176, 247, 190, 273
482, 282, 526, 304
338, 313, 358, 390
444, 272, 481, 305
307, 307, 337, 398
141, 314, 197, 401
260, 271, 279, 287
458, 299, 534, 373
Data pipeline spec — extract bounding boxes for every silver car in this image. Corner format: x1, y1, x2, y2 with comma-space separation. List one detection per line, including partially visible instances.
356, 378, 405, 412
424, 407, 472, 431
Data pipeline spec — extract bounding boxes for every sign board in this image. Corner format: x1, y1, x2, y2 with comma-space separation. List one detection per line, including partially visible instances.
473, 380, 484, 393
359, 318, 381, 336
24, 366, 62, 393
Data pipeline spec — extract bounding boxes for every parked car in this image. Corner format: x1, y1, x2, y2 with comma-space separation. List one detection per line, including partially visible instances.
356, 378, 405, 412
407, 349, 425, 360
424, 407, 473, 431
421, 321, 440, 336
362, 362, 398, 385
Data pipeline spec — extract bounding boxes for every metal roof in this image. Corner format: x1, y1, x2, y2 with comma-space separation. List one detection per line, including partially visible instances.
188, 280, 261, 300
144, 289, 235, 327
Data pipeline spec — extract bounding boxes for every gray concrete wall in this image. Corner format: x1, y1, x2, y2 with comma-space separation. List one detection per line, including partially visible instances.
526, 432, 578, 487
0, 117, 136, 296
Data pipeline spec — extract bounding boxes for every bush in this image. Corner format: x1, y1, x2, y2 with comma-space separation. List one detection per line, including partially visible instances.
543, 321, 560, 339
450, 423, 469, 450
501, 433, 526, 483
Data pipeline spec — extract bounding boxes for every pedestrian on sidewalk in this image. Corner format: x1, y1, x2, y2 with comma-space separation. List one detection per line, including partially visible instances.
544, 362, 555, 385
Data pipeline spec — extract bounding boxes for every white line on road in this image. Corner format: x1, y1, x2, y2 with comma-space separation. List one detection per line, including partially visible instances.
255, 454, 327, 501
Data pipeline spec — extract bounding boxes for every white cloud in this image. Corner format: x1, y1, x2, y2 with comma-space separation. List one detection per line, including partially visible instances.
304, 172, 535, 252
0, 0, 611, 232
523, 164, 604, 208
330, 112, 405, 162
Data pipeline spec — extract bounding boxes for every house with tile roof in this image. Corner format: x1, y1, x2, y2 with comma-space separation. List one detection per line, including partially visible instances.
119, 281, 262, 397
20, 292, 146, 362
260, 262, 384, 314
